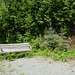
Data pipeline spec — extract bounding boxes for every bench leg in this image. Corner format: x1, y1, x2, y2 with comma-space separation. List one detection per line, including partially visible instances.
4, 54, 6, 60
25, 52, 27, 57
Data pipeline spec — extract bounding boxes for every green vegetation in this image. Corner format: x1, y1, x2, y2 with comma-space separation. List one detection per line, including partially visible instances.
9, 68, 15, 72
28, 34, 75, 61
49, 61, 52, 64
0, 0, 75, 61
8, 63, 11, 68
0, 63, 5, 72
0, 0, 75, 43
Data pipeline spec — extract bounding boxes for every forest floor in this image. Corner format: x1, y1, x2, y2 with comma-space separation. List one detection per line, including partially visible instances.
0, 56, 75, 75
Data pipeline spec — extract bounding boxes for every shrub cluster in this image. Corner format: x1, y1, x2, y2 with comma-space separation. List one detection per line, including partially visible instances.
0, 0, 75, 43
27, 27, 75, 61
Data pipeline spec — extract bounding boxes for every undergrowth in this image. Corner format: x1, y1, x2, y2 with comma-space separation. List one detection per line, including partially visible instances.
0, 28, 75, 62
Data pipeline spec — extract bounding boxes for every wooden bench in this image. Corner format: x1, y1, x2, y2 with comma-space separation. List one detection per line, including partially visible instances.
0, 43, 32, 60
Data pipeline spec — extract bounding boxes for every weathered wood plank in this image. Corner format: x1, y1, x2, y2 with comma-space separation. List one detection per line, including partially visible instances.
0, 49, 31, 54
0, 43, 29, 45
0, 43, 32, 60
0, 43, 31, 53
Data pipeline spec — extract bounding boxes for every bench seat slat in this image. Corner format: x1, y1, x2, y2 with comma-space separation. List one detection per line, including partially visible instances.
0, 43, 32, 53
0, 43, 32, 60
1, 47, 30, 49
0, 43, 29, 45
0, 49, 31, 54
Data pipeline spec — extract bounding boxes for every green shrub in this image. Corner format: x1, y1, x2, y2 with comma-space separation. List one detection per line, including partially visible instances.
30, 35, 45, 52
44, 27, 69, 51
62, 58, 68, 62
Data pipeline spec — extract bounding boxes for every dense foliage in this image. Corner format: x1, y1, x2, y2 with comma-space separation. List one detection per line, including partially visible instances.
44, 27, 68, 51
0, 0, 75, 43
0, 0, 75, 61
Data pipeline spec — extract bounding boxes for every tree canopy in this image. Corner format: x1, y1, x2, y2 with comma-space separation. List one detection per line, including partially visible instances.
0, 0, 75, 43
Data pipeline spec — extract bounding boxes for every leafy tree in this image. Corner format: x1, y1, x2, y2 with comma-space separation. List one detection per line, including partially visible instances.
0, 0, 75, 43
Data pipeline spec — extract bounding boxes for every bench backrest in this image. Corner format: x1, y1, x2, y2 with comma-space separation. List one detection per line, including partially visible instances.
0, 43, 31, 53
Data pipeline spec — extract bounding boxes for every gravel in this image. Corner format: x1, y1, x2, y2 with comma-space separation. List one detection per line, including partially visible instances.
0, 56, 75, 75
